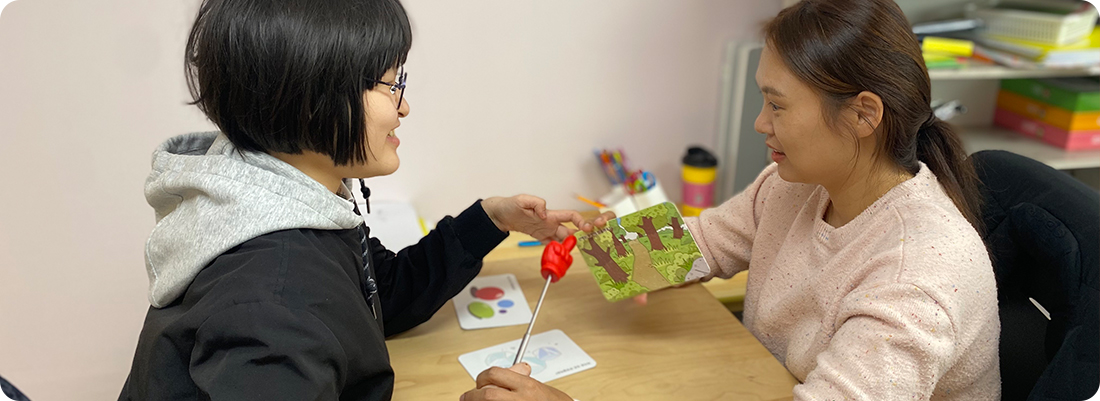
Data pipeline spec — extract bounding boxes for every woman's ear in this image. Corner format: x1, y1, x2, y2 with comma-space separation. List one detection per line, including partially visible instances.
851, 91, 884, 138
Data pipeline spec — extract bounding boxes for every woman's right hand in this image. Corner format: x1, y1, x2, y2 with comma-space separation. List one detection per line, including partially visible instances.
632, 279, 703, 305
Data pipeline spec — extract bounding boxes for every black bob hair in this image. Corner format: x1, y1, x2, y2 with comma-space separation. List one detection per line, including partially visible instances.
185, 0, 412, 165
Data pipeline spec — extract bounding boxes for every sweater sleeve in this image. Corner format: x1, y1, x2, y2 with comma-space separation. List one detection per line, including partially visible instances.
191, 302, 345, 400
792, 282, 957, 401
685, 164, 779, 280
370, 200, 509, 336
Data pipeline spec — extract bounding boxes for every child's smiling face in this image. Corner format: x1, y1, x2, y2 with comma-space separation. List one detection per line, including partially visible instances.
355, 67, 410, 178
283, 67, 408, 191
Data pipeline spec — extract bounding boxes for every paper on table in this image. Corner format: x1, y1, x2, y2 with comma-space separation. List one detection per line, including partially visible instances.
458, 329, 596, 383
358, 200, 425, 250
453, 274, 534, 330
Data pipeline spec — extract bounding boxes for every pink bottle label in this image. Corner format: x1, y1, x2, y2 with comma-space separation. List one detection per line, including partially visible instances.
682, 182, 714, 208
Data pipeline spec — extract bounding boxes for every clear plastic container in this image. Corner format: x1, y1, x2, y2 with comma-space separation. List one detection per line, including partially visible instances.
967, 2, 1098, 46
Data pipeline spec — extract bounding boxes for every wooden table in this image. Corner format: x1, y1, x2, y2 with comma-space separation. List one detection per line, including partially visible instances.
385, 235, 798, 400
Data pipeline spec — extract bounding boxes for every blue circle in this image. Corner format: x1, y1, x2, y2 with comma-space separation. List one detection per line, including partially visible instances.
497, 299, 515, 308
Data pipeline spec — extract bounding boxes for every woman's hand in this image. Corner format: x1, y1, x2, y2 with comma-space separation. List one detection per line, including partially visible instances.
632, 279, 703, 305
460, 363, 573, 401
482, 195, 614, 241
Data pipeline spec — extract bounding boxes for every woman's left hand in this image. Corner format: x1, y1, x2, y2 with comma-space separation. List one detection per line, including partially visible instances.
482, 195, 612, 242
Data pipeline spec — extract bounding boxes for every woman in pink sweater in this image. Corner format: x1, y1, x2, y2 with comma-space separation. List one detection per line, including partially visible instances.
685, 0, 1001, 398
463, 0, 999, 400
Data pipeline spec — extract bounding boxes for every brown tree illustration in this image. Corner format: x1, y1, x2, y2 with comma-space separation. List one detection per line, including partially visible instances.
638, 216, 665, 251
582, 236, 628, 283
611, 233, 628, 257
671, 217, 683, 239
623, 203, 674, 252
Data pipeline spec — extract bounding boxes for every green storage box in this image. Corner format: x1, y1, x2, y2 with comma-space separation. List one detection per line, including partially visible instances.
1000, 77, 1100, 112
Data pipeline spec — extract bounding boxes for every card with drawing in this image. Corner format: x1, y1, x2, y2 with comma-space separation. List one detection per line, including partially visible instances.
453, 274, 534, 330
457, 329, 596, 383
574, 202, 711, 302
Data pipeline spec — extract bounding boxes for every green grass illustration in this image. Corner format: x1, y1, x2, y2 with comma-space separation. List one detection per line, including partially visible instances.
575, 202, 704, 302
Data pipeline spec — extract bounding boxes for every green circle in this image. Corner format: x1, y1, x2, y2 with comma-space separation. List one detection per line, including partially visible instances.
468, 301, 494, 319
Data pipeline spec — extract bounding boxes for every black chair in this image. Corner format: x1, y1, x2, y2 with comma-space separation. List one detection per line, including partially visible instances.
971, 150, 1099, 401
1, 375, 30, 401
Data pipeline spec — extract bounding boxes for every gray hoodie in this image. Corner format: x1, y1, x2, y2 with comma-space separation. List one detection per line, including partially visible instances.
143, 132, 363, 308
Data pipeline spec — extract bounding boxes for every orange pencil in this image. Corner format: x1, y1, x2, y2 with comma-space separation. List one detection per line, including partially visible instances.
574, 194, 606, 209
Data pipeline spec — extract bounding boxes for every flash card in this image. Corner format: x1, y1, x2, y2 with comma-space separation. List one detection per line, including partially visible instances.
458, 329, 596, 383
453, 274, 534, 330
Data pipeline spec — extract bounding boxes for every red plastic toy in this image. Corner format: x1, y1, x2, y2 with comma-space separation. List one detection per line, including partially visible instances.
540, 236, 576, 283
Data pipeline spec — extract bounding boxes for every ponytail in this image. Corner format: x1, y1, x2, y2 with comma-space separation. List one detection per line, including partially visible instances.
916, 117, 984, 232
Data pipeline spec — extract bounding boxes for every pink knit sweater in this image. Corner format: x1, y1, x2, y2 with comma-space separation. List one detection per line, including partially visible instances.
686, 163, 1000, 400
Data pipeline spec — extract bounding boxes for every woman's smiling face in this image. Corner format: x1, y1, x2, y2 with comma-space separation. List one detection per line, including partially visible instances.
754, 44, 860, 187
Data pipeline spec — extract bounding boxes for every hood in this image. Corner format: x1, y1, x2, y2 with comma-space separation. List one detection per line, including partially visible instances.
143, 132, 363, 308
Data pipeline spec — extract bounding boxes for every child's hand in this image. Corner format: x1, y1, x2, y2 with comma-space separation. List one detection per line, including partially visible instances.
460, 363, 573, 401
482, 195, 613, 241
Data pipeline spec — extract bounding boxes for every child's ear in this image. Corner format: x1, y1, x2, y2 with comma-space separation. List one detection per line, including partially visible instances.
850, 91, 884, 138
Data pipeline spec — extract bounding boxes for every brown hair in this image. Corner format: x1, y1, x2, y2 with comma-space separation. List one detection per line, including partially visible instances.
764, 0, 983, 231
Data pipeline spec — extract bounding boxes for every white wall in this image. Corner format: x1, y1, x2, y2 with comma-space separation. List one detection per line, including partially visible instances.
376, 0, 779, 220
0, 0, 778, 399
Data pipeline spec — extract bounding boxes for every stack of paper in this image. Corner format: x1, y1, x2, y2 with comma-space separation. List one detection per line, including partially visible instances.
974, 28, 1100, 68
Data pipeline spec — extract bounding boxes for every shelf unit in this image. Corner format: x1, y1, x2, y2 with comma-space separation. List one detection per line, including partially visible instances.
931, 62, 1100, 171
929, 63, 1100, 80
959, 126, 1100, 170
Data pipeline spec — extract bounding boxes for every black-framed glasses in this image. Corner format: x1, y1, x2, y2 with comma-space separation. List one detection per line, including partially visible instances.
366, 68, 407, 109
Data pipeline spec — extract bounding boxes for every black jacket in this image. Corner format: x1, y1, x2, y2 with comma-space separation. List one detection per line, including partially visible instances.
119, 201, 508, 400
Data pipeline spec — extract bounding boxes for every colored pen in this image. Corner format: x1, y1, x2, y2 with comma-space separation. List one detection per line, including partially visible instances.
595, 149, 617, 185
574, 194, 606, 209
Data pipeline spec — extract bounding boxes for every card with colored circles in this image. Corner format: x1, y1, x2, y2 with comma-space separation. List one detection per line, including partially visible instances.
458, 329, 596, 383
453, 274, 534, 330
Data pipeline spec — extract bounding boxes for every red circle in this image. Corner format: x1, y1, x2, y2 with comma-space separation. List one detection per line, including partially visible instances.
474, 287, 504, 300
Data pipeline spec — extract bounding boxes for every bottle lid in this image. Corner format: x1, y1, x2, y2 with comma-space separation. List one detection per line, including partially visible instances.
682, 146, 717, 168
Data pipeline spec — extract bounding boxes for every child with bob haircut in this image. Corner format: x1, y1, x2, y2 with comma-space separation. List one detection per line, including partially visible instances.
119, 0, 609, 399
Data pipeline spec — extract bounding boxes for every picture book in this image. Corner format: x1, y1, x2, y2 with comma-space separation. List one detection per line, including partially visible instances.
574, 202, 710, 302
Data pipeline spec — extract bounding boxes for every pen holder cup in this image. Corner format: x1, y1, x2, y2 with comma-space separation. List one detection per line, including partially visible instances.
597, 179, 671, 217
598, 186, 637, 218
632, 179, 670, 209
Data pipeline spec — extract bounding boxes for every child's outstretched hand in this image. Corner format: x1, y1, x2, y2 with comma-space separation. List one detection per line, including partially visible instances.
482, 195, 613, 242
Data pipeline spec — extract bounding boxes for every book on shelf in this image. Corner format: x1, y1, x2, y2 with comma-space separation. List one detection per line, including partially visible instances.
974, 29, 1100, 65
1000, 77, 1100, 112
923, 53, 967, 69
994, 107, 1100, 151
973, 44, 1098, 69
912, 18, 983, 36
997, 90, 1100, 131
921, 37, 974, 58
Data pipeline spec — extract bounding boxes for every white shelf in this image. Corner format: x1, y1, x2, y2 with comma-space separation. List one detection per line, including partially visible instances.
959, 126, 1100, 170
929, 63, 1100, 80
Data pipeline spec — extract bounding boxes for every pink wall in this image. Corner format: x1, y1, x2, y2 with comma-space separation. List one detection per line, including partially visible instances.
0, 0, 778, 398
